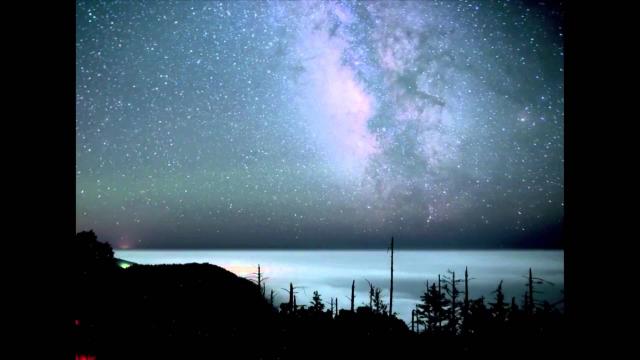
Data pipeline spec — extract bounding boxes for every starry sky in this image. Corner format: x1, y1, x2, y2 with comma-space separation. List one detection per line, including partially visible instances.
76, 0, 564, 249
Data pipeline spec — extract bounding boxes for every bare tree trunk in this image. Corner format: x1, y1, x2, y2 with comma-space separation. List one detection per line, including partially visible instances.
389, 236, 394, 316
257, 264, 261, 291
464, 267, 469, 313
411, 309, 415, 332
464, 267, 469, 334
289, 282, 294, 313
438, 274, 442, 329
350, 280, 355, 312
451, 271, 456, 333
528, 268, 534, 316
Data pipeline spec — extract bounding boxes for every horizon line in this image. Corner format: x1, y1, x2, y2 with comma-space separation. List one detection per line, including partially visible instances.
114, 246, 564, 251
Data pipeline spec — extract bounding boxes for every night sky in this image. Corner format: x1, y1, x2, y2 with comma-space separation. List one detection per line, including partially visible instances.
76, 0, 564, 249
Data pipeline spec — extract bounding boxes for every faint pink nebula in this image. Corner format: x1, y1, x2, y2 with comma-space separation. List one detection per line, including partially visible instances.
296, 12, 378, 178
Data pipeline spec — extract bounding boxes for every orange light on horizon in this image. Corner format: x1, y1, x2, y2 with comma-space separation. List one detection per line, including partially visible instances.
222, 263, 258, 276
221, 263, 293, 278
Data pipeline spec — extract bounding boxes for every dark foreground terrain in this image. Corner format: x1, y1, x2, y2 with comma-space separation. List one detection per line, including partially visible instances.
69, 231, 565, 359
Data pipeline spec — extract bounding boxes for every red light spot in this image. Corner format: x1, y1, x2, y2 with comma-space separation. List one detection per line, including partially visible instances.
75, 319, 80, 326
75, 355, 96, 360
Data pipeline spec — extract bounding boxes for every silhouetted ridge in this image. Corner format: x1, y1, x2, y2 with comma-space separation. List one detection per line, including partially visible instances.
70, 230, 565, 359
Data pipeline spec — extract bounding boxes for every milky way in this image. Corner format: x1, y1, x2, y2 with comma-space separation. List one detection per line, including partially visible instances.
76, 0, 564, 249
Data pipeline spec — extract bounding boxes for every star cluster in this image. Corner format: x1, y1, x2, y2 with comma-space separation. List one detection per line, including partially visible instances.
76, 0, 564, 249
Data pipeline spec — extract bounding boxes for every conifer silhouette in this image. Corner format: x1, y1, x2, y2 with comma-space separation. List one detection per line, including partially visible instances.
489, 280, 508, 330
417, 279, 448, 334
310, 290, 325, 313
442, 270, 461, 334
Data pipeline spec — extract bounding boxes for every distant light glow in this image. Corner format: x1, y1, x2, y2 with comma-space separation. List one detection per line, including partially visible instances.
75, 355, 96, 360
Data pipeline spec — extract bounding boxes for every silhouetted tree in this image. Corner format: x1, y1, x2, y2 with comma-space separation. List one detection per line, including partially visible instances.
415, 304, 423, 334
280, 282, 299, 315
373, 287, 387, 315
537, 300, 562, 336
489, 280, 508, 331
417, 281, 448, 334
438, 274, 448, 329
71, 230, 566, 359
508, 296, 520, 323
411, 309, 415, 332
310, 291, 325, 313
461, 267, 473, 335
389, 236, 394, 316
464, 267, 469, 314
350, 280, 355, 312
249, 264, 269, 298
416, 280, 429, 330
290, 283, 295, 313
73, 230, 115, 269
366, 279, 374, 309
467, 296, 489, 335
527, 268, 534, 316
442, 270, 462, 334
